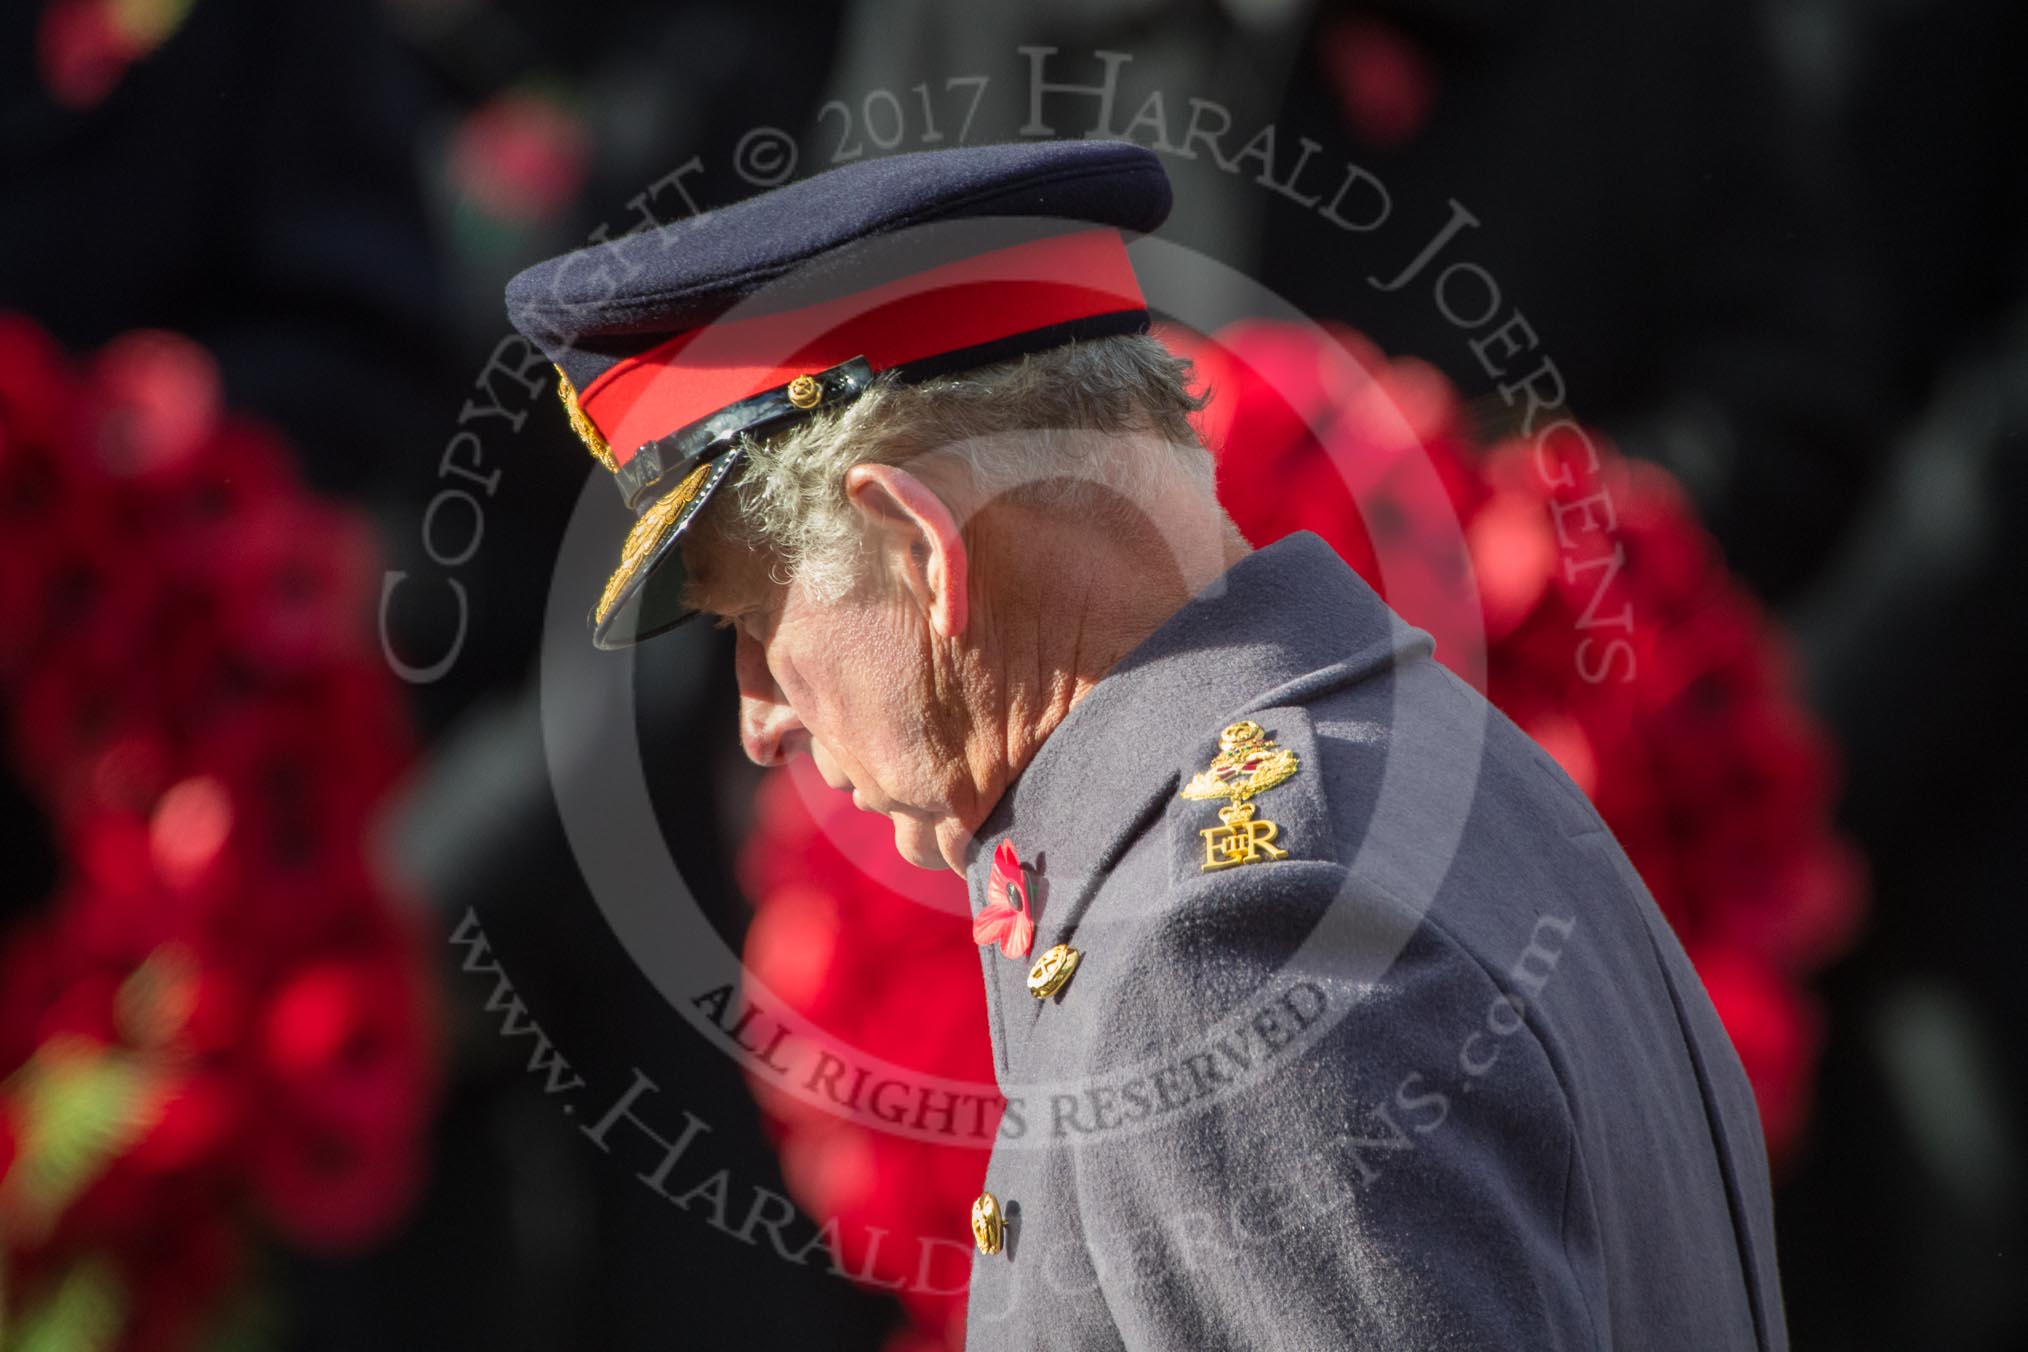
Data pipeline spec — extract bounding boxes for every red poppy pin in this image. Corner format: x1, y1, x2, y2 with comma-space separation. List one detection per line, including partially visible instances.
972, 839, 1035, 960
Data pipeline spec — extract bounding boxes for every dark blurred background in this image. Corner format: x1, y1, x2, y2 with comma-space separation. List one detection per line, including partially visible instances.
2, 0, 2023, 1347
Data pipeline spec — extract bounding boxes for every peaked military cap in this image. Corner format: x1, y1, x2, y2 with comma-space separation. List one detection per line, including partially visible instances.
503, 139, 1174, 648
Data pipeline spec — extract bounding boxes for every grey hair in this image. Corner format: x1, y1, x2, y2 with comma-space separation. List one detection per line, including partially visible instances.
715, 331, 1215, 600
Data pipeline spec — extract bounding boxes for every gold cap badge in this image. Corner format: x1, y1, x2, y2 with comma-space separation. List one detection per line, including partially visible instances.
555, 366, 618, 474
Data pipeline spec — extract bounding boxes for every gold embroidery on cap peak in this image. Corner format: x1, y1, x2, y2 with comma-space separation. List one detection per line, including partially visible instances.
556, 366, 618, 474
593, 459, 714, 625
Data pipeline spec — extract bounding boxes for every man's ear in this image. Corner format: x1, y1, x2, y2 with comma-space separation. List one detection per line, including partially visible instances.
842, 462, 969, 638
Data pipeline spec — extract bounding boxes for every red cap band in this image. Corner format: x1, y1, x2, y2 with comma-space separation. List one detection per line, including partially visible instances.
578, 226, 1148, 466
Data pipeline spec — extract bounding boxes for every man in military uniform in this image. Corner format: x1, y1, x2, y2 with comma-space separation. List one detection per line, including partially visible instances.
506, 140, 1786, 1348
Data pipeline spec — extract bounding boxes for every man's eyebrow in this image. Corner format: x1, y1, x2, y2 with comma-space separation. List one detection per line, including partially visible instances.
682, 567, 756, 620
679, 570, 718, 614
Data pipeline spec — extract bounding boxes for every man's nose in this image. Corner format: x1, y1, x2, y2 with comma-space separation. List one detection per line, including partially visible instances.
733, 633, 806, 767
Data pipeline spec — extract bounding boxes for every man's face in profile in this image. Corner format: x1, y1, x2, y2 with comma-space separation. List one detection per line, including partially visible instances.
681, 518, 976, 872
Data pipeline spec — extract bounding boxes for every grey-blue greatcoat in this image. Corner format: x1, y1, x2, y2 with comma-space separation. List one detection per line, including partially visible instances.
960, 531, 1786, 1351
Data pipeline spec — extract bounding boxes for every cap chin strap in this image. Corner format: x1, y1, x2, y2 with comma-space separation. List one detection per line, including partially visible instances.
616, 357, 874, 511
609, 299, 1153, 514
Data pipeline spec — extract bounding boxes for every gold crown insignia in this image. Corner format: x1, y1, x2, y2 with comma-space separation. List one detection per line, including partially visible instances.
1180, 720, 1300, 805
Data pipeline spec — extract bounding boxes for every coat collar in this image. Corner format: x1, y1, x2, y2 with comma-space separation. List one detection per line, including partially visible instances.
962, 529, 1431, 922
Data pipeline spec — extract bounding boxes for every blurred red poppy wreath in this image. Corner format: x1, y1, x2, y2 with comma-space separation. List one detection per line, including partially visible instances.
0, 315, 435, 1350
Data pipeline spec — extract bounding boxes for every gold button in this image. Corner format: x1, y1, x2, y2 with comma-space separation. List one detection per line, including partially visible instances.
1026, 943, 1080, 1000
786, 373, 822, 409
971, 1191, 1004, 1255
